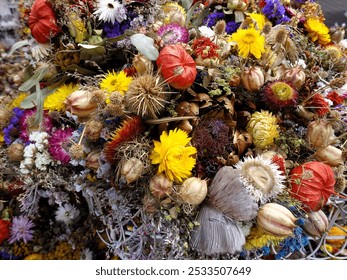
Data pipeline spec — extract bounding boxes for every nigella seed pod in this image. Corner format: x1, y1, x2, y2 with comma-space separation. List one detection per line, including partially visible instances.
86, 150, 100, 171
283, 67, 306, 90
256, 203, 297, 236
306, 119, 335, 148
64, 90, 98, 118
314, 145, 344, 167
85, 120, 103, 142
179, 177, 208, 206
303, 210, 329, 238
149, 173, 173, 199
241, 66, 264, 92
120, 158, 144, 185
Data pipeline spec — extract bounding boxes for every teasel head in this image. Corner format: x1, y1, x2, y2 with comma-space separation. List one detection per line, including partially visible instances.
124, 72, 172, 119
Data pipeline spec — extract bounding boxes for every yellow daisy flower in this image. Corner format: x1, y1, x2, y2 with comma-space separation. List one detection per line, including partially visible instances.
100, 70, 132, 95
247, 13, 266, 30
304, 18, 331, 45
246, 110, 280, 149
150, 128, 197, 183
44, 83, 79, 112
8, 93, 29, 109
229, 26, 266, 59
245, 227, 285, 250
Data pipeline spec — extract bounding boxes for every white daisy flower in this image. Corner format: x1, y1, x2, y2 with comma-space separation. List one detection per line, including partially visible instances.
55, 203, 80, 225
94, 0, 127, 25
31, 43, 51, 61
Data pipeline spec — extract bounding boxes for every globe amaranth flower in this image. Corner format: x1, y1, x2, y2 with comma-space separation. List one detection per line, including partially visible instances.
8, 216, 34, 244
262, 81, 298, 109
48, 127, 75, 165
150, 128, 197, 182
228, 26, 265, 59
246, 110, 280, 149
304, 18, 331, 45
157, 23, 189, 45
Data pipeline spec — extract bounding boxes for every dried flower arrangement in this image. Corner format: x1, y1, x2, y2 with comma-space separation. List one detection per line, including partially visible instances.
0, 0, 346, 260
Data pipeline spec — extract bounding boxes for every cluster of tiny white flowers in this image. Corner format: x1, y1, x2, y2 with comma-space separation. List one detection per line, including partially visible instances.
20, 132, 52, 179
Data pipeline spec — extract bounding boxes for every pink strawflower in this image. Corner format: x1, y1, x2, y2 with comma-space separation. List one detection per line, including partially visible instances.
48, 128, 74, 165
157, 23, 189, 45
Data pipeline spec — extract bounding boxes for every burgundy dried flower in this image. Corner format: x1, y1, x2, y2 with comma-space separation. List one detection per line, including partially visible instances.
48, 127, 75, 165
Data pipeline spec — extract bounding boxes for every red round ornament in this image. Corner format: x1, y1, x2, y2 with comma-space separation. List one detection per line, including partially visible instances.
0, 219, 11, 245
156, 44, 197, 90
289, 161, 336, 211
28, 0, 61, 44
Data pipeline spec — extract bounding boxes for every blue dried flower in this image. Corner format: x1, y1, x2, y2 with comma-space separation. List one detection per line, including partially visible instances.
203, 11, 225, 27
225, 21, 240, 34
262, 0, 290, 25
3, 108, 24, 145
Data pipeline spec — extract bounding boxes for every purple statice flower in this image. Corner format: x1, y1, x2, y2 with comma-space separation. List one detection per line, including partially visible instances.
103, 20, 131, 38
8, 216, 34, 244
18, 109, 53, 143
262, 0, 290, 24
203, 11, 225, 28
48, 127, 74, 165
157, 23, 189, 45
3, 107, 24, 145
225, 21, 241, 34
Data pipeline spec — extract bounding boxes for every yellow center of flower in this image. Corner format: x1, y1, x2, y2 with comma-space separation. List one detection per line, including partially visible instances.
270, 82, 294, 101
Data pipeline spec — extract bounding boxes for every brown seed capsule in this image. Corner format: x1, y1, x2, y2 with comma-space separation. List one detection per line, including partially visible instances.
306, 119, 335, 148
8, 143, 25, 162
0, 107, 12, 129
85, 120, 103, 141
64, 90, 98, 118
149, 173, 173, 199
120, 158, 144, 185
86, 150, 100, 170
241, 66, 265, 92
179, 177, 208, 206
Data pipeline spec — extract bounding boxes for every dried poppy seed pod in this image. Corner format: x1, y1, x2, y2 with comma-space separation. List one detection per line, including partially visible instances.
257, 203, 297, 236
85, 120, 103, 141
314, 145, 344, 167
64, 90, 98, 118
306, 119, 335, 148
283, 67, 306, 90
149, 173, 173, 199
303, 210, 329, 238
8, 143, 25, 162
241, 66, 264, 92
120, 158, 144, 185
179, 177, 208, 206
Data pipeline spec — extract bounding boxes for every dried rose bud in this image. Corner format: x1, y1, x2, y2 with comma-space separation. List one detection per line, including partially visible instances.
85, 120, 103, 141
179, 177, 208, 206
306, 119, 335, 148
7, 143, 24, 162
149, 173, 174, 199
64, 90, 98, 118
86, 150, 100, 170
120, 158, 144, 185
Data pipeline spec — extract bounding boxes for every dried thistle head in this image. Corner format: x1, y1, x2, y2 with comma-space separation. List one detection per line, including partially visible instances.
124, 73, 169, 119
90, 89, 106, 105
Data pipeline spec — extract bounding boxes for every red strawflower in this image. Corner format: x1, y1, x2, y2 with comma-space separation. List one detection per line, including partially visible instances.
326, 91, 344, 106
0, 219, 11, 245
192, 37, 219, 59
123, 67, 137, 77
307, 93, 330, 117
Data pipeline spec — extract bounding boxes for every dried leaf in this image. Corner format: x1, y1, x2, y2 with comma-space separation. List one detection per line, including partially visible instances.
18, 65, 49, 92
130, 34, 159, 61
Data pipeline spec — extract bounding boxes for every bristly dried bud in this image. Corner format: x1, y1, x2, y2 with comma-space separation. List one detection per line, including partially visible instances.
214, 20, 226, 36
69, 144, 85, 160
105, 103, 124, 117
120, 157, 144, 185
7, 143, 25, 162
85, 120, 103, 141
90, 89, 106, 105
149, 173, 174, 199
306, 119, 335, 148
0, 107, 12, 129
109, 92, 124, 105
262, 22, 272, 35
275, 28, 287, 44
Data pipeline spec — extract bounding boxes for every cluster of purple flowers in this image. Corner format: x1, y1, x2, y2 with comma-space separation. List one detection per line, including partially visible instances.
261, 0, 290, 24
204, 11, 240, 34
3, 107, 24, 145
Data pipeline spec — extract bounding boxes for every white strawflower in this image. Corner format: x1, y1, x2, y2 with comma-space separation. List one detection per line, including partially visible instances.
31, 43, 51, 61
55, 203, 80, 225
198, 26, 215, 39
94, 0, 126, 25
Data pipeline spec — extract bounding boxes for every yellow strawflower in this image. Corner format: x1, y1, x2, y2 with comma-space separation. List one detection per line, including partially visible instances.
100, 70, 132, 95
228, 26, 265, 59
44, 83, 79, 112
8, 93, 28, 109
150, 128, 197, 182
247, 13, 266, 30
246, 110, 280, 149
304, 18, 331, 45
